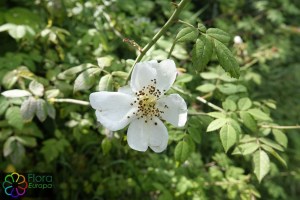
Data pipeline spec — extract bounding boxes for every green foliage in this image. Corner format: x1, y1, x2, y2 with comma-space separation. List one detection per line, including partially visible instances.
0, 0, 299, 199
175, 27, 199, 42
192, 35, 213, 71
253, 150, 270, 183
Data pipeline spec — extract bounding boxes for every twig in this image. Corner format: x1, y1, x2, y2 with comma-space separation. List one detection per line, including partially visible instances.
52, 98, 90, 106
196, 96, 225, 112
260, 125, 300, 130
125, 0, 191, 83
167, 41, 176, 58
177, 19, 195, 28
188, 111, 207, 116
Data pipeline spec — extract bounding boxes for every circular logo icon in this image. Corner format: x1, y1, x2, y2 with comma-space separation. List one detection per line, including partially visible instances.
2, 172, 28, 198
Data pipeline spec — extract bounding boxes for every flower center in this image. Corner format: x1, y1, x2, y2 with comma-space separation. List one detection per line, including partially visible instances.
128, 79, 167, 125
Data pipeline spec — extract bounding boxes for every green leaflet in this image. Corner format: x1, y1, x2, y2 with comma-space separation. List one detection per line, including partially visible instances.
174, 140, 190, 163
206, 28, 231, 44
175, 27, 199, 42
99, 74, 113, 91
192, 35, 213, 72
214, 39, 240, 78
253, 150, 270, 182
220, 124, 237, 152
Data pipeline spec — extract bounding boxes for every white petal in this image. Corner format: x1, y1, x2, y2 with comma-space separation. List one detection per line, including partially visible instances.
157, 94, 187, 127
127, 118, 168, 153
89, 92, 137, 131
130, 60, 157, 92
130, 60, 177, 93
118, 85, 133, 95
148, 118, 168, 153
127, 119, 148, 152
155, 59, 177, 92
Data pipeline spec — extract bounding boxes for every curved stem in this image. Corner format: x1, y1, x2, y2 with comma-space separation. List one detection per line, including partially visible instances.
177, 19, 195, 28
188, 111, 208, 116
168, 41, 176, 58
125, 0, 191, 83
52, 98, 90, 106
260, 125, 300, 130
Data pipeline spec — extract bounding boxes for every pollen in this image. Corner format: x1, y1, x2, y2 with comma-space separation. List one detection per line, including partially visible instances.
130, 81, 167, 121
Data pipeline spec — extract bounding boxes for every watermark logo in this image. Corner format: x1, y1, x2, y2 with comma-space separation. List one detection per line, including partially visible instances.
2, 172, 28, 198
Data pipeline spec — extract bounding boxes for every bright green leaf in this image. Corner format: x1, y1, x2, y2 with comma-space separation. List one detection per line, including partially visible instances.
272, 129, 287, 148
45, 89, 60, 99
5, 106, 24, 130
227, 118, 241, 135
261, 144, 287, 167
111, 71, 128, 78
174, 140, 190, 163
220, 124, 237, 152
196, 83, 216, 93
200, 72, 219, 79
99, 74, 113, 91
238, 97, 252, 110
253, 149, 270, 182
207, 112, 226, 119
207, 118, 227, 132
247, 109, 271, 121
222, 99, 237, 111
217, 84, 246, 94
97, 56, 113, 69
240, 111, 258, 133
232, 142, 259, 155
74, 68, 100, 92
259, 138, 284, 152
58, 64, 97, 79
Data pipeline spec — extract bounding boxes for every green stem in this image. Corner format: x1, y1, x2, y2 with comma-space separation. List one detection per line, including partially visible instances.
260, 125, 300, 130
168, 41, 176, 58
196, 96, 225, 112
188, 111, 208, 116
52, 98, 90, 106
125, 0, 191, 83
177, 19, 195, 28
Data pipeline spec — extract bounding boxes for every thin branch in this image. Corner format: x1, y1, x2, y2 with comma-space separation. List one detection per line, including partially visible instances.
125, 0, 191, 83
177, 19, 195, 28
196, 96, 225, 112
167, 41, 176, 58
188, 111, 207, 116
260, 124, 300, 130
52, 98, 90, 106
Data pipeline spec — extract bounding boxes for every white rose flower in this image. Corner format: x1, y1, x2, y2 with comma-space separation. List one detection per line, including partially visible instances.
89, 59, 187, 153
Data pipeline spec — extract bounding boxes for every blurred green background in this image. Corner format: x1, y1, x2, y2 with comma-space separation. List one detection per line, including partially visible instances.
0, 0, 299, 199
